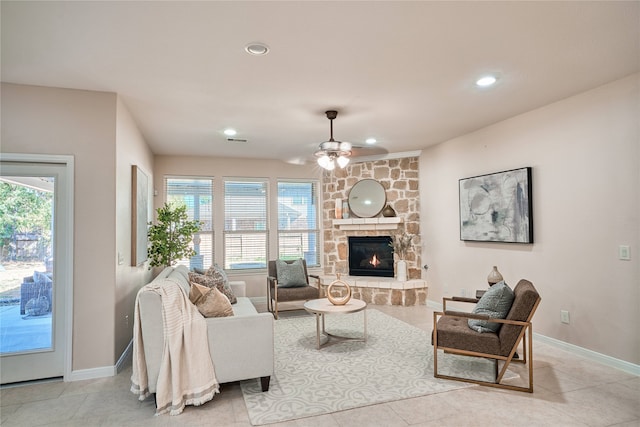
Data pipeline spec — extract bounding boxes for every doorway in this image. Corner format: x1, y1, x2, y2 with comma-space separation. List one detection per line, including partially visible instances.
0, 157, 73, 384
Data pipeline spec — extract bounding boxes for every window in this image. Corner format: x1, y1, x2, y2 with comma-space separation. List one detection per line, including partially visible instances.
277, 180, 320, 267
224, 179, 268, 270
165, 177, 213, 270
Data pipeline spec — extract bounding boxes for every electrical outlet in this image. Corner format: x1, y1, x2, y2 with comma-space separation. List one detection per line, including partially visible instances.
619, 245, 631, 260
125, 315, 129, 328
460, 288, 467, 297
560, 310, 570, 324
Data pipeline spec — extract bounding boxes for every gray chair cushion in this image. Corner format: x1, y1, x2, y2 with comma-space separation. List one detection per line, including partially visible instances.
276, 258, 308, 288
468, 281, 514, 333
275, 285, 319, 302
436, 315, 502, 355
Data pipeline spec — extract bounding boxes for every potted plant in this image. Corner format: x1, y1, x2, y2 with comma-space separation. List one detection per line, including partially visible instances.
147, 202, 202, 269
390, 232, 414, 281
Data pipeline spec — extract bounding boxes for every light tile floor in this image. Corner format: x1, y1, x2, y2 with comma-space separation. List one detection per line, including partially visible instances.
1, 304, 638, 426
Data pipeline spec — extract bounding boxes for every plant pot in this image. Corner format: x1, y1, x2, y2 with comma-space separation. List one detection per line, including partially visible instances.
396, 259, 407, 282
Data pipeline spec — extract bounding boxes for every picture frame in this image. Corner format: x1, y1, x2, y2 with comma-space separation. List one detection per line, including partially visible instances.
131, 165, 149, 265
459, 167, 533, 243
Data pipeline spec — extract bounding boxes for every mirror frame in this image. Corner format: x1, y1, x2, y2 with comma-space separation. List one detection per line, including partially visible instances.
348, 179, 386, 218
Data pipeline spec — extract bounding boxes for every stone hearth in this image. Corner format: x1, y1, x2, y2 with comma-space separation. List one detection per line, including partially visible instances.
319, 275, 428, 306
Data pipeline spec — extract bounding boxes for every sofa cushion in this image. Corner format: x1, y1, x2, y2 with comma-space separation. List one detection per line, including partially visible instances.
276, 258, 307, 288
189, 271, 237, 304
229, 297, 260, 317
205, 264, 238, 304
189, 282, 233, 318
468, 281, 514, 333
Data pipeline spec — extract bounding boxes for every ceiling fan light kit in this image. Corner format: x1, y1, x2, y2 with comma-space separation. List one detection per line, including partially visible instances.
315, 110, 352, 170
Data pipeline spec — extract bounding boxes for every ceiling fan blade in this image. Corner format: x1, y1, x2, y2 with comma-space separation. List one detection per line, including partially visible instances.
350, 145, 389, 157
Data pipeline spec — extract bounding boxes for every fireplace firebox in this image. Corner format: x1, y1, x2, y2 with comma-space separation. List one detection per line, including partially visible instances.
348, 236, 394, 277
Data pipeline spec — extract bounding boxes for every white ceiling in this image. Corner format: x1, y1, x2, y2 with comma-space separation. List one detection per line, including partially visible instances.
2, 1, 638, 165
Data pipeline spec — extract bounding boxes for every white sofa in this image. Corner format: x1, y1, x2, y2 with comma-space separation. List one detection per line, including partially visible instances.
137, 265, 274, 393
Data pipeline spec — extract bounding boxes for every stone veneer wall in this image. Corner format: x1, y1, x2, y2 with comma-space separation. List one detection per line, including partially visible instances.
321, 156, 421, 279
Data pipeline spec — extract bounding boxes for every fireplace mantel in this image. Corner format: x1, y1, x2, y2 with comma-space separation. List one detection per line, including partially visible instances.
333, 217, 402, 231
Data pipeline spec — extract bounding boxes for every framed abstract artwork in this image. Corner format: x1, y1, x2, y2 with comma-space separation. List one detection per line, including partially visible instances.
459, 167, 533, 243
131, 165, 149, 265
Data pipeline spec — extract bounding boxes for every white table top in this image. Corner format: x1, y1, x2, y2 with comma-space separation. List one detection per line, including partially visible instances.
304, 298, 367, 315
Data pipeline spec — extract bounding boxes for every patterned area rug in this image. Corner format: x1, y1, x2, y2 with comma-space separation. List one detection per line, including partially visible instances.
241, 309, 506, 426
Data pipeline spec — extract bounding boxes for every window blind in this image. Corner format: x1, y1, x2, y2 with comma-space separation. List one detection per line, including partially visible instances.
165, 177, 214, 270
224, 179, 268, 270
277, 180, 320, 266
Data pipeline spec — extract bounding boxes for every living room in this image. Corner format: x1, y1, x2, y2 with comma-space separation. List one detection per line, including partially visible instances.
1, 1, 638, 426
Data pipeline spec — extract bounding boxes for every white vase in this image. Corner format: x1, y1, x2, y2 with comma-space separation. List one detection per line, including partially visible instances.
335, 198, 342, 219
396, 259, 407, 282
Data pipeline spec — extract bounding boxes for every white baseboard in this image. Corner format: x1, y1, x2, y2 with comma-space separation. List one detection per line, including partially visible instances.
426, 299, 640, 376
533, 333, 640, 376
68, 339, 133, 382
116, 339, 133, 373
68, 365, 116, 382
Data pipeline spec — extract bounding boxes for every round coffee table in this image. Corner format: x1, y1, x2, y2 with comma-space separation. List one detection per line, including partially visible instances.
303, 298, 367, 349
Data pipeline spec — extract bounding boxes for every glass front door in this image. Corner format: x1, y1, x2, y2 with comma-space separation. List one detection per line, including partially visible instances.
1, 162, 68, 384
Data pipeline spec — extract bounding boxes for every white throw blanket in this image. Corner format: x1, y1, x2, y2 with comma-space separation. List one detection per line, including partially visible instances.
130, 277, 219, 415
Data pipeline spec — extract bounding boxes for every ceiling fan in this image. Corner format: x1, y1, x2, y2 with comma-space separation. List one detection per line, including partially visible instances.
313, 110, 387, 170
314, 110, 352, 170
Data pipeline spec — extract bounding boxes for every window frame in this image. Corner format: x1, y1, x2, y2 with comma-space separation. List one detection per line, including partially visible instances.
164, 176, 214, 270
276, 179, 321, 267
222, 177, 269, 271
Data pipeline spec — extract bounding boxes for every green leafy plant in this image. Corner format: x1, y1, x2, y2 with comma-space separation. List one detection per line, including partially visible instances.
390, 232, 414, 260
147, 202, 201, 268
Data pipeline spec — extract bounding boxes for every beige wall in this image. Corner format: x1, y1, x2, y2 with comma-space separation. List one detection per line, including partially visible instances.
1, 83, 118, 370
420, 73, 640, 364
153, 155, 322, 296
2, 84, 154, 372
114, 96, 154, 361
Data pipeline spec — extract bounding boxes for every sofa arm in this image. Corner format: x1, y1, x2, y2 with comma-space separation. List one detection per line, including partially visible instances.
137, 290, 164, 393
206, 312, 274, 383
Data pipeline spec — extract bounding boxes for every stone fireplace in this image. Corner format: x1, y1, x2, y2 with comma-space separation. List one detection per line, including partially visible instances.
319, 156, 427, 306
321, 156, 422, 279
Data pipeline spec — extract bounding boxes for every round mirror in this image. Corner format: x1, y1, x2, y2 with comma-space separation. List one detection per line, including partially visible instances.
348, 179, 386, 218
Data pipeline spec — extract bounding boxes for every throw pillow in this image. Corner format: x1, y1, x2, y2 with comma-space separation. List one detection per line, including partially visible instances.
468, 281, 515, 333
204, 264, 238, 304
276, 258, 307, 288
188, 271, 237, 305
189, 282, 233, 318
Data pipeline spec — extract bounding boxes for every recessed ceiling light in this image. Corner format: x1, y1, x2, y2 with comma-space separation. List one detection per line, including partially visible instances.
365, 138, 377, 145
476, 75, 498, 87
244, 43, 270, 56
224, 128, 237, 136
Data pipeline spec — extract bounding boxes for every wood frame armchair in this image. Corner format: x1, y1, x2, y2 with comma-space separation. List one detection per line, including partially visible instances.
432, 279, 541, 392
267, 259, 320, 319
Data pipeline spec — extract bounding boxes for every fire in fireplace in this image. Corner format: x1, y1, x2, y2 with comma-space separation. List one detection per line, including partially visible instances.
348, 236, 394, 277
